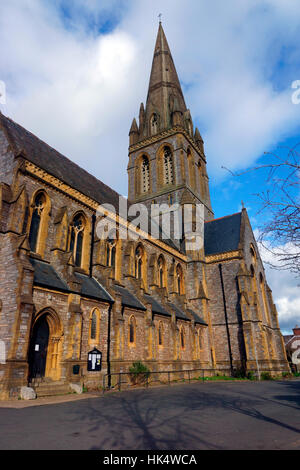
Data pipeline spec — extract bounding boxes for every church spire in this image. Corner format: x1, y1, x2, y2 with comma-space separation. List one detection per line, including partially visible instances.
140, 23, 189, 139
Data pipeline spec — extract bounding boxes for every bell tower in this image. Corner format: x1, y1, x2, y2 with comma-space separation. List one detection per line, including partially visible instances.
127, 22, 214, 223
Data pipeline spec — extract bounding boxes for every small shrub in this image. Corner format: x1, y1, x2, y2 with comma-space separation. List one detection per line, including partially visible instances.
247, 371, 255, 381
293, 371, 300, 377
261, 372, 273, 381
129, 361, 150, 385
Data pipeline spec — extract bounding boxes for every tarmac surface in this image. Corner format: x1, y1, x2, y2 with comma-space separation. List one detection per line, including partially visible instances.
0, 379, 299, 450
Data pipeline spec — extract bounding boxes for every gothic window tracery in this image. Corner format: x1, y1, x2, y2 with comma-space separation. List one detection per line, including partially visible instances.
69, 213, 85, 267
141, 156, 150, 193
29, 192, 46, 253
150, 113, 158, 135
176, 264, 184, 294
163, 146, 174, 185
158, 255, 165, 288
106, 237, 116, 268
135, 245, 143, 280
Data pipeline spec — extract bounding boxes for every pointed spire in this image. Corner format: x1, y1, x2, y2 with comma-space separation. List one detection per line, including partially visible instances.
145, 23, 187, 134
139, 103, 145, 133
129, 118, 138, 134
129, 118, 139, 145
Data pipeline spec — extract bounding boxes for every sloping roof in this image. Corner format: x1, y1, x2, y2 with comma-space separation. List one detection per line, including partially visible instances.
30, 257, 113, 303
0, 113, 179, 252
30, 258, 69, 292
204, 212, 242, 256
168, 303, 191, 321
187, 309, 207, 326
74, 272, 114, 303
144, 294, 171, 317
114, 285, 146, 311
0, 113, 121, 208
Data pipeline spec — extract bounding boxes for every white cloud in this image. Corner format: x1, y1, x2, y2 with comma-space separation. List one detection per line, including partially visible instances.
1, 0, 300, 191
0, 0, 299, 331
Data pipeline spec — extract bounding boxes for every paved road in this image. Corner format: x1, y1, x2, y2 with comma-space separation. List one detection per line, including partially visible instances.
0, 380, 299, 450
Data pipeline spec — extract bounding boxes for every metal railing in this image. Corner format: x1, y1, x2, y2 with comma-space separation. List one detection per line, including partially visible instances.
101, 367, 290, 394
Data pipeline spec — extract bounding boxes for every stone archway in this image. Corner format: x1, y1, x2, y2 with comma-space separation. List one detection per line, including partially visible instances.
28, 308, 63, 381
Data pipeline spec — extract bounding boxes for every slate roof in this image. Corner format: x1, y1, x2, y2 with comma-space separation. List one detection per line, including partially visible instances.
0, 113, 179, 251
144, 295, 171, 317
204, 212, 242, 256
114, 285, 146, 311
187, 309, 207, 326
0, 113, 121, 209
29, 258, 69, 292
74, 272, 114, 303
30, 257, 113, 303
168, 303, 191, 321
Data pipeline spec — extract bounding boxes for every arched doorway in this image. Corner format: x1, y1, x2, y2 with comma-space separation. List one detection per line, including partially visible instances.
28, 309, 63, 381
28, 315, 49, 379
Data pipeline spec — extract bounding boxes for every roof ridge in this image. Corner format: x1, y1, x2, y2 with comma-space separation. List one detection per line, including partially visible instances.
1, 113, 121, 202
205, 211, 241, 224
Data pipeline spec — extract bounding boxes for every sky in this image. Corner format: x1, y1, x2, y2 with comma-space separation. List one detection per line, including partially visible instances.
0, 0, 299, 334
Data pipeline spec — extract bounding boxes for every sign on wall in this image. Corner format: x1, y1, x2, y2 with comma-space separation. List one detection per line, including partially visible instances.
87, 348, 102, 372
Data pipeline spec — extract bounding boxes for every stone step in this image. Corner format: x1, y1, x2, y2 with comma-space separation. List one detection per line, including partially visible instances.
35, 384, 71, 398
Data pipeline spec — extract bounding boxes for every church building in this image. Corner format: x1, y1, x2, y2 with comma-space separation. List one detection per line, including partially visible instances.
0, 24, 289, 399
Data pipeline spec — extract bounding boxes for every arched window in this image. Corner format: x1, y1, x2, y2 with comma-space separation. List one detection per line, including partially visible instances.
106, 237, 116, 268
135, 245, 143, 280
158, 255, 165, 288
250, 245, 256, 266
180, 327, 185, 350
176, 264, 184, 295
141, 156, 150, 193
198, 329, 203, 351
158, 322, 163, 346
90, 311, 97, 340
129, 316, 136, 345
69, 213, 85, 267
163, 146, 174, 185
29, 192, 46, 253
90, 309, 100, 343
150, 113, 158, 135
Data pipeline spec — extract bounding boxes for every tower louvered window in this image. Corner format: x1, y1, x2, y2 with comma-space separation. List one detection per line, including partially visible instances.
163, 146, 174, 185
141, 156, 150, 193
150, 113, 158, 135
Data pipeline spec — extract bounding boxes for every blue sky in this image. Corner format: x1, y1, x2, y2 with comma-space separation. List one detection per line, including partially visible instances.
0, 0, 299, 333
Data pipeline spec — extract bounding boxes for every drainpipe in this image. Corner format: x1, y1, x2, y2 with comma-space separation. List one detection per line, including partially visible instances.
219, 264, 234, 376
106, 302, 113, 388
89, 213, 96, 278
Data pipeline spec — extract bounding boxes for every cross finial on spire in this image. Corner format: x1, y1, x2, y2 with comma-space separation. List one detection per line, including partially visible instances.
241, 201, 245, 209
158, 13, 162, 23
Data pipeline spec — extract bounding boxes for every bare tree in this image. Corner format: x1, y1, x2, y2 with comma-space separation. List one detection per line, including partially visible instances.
223, 144, 300, 276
